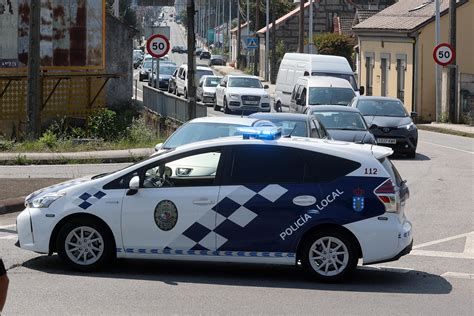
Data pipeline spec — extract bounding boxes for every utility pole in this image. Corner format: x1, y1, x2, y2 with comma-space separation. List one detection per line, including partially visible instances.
187, 0, 197, 120
229, 0, 232, 62
265, 0, 270, 81
246, 0, 250, 68
26, 0, 41, 139
435, 0, 441, 122
449, 0, 457, 122
270, 0, 277, 84
298, 0, 304, 53
308, 0, 314, 54
254, 0, 260, 76
237, 0, 242, 69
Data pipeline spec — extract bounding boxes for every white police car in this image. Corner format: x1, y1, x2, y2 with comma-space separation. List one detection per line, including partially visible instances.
16, 127, 412, 282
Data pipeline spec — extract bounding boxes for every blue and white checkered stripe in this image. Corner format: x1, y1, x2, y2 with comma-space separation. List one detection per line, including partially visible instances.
117, 247, 295, 258
74, 189, 107, 210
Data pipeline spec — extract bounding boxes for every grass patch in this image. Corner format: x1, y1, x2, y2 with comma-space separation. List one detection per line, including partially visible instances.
418, 125, 474, 138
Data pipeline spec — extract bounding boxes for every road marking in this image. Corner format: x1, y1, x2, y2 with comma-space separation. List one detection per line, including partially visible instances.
413, 232, 472, 249
441, 272, 474, 280
0, 224, 17, 240
361, 265, 413, 274
410, 231, 474, 260
410, 249, 474, 260
0, 224, 16, 230
419, 141, 473, 154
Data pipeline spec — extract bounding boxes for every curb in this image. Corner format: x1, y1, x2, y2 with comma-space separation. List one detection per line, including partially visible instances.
0, 197, 25, 215
418, 125, 474, 138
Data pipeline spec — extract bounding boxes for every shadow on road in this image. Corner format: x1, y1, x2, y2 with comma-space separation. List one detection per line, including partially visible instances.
23, 255, 452, 295
390, 152, 431, 161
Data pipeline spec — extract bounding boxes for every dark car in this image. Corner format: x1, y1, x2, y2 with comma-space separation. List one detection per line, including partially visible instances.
171, 46, 182, 53
151, 64, 178, 90
200, 51, 211, 60
249, 113, 330, 139
167, 68, 178, 94
196, 48, 203, 56
209, 55, 226, 66
350, 96, 418, 157
304, 105, 376, 144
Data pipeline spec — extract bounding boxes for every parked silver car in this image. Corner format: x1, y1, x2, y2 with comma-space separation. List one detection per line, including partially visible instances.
197, 75, 223, 105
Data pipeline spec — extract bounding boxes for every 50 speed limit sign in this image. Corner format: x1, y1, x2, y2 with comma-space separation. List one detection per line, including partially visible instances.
433, 43, 455, 66
146, 34, 170, 59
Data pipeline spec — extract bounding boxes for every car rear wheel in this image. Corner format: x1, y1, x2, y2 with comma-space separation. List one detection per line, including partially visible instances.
57, 218, 114, 271
300, 229, 358, 282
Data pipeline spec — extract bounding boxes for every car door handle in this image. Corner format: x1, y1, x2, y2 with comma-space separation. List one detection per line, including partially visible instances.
193, 199, 215, 206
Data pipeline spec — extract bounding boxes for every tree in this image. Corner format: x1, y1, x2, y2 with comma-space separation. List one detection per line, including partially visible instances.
106, 0, 138, 29
313, 33, 355, 68
240, 0, 295, 31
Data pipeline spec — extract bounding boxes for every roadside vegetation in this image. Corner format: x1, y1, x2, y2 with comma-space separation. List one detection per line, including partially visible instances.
0, 109, 164, 153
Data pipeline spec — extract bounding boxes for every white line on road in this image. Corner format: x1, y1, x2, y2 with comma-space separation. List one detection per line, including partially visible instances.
360, 265, 413, 274
0, 224, 16, 230
419, 141, 473, 154
441, 272, 474, 280
413, 232, 472, 249
410, 249, 474, 260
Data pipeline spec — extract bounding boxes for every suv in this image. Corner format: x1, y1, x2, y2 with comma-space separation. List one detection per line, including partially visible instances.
175, 64, 214, 98
215, 75, 271, 114
17, 127, 412, 282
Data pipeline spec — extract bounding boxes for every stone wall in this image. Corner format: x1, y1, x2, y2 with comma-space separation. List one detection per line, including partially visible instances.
105, 13, 137, 109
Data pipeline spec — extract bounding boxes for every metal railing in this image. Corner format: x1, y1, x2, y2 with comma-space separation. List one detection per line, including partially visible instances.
143, 85, 207, 122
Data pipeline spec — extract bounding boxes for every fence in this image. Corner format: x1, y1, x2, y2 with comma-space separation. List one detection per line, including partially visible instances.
143, 85, 207, 122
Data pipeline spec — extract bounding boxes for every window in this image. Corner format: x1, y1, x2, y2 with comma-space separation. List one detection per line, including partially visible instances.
365, 53, 374, 96
143, 151, 222, 188
303, 151, 361, 183
229, 145, 305, 184
308, 87, 355, 106
312, 111, 367, 131
310, 120, 320, 138
380, 53, 390, 97
396, 54, 407, 103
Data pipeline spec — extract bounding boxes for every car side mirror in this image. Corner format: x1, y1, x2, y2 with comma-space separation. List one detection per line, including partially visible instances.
127, 176, 140, 196
359, 86, 365, 95
369, 124, 378, 131
154, 143, 163, 152
410, 111, 418, 118
264, 84, 269, 89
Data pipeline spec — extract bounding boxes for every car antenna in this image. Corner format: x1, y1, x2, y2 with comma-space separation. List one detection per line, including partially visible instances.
284, 124, 298, 138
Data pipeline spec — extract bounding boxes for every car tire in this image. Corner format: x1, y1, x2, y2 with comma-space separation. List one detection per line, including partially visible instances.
275, 101, 282, 112
300, 229, 358, 282
213, 99, 221, 111
184, 88, 187, 98
56, 217, 115, 272
223, 97, 232, 114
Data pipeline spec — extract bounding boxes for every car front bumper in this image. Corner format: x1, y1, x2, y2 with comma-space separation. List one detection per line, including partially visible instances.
17, 208, 53, 254
372, 128, 418, 153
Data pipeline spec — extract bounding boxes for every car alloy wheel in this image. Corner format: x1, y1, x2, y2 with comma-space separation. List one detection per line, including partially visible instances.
65, 226, 104, 266
301, 229, 357, 282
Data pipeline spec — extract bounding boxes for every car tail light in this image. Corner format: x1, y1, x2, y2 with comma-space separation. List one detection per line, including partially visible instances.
374, 178, 400, 213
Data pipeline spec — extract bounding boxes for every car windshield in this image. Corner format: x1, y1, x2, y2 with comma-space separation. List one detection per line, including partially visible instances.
262, 119, 308, 137
357, 99, 408, 117
143, 61, 152, 69
205, 77, 221, 87
197, 69, 214, 80
159, 66, 177, 75
308, 87, 355, 106
163, 122, 248, 149
228, 77, 263, 88
312, 72, 358, 91
312, 111, 367, 131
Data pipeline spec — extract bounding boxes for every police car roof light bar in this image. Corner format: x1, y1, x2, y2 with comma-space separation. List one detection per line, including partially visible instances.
240, 126, 282, 141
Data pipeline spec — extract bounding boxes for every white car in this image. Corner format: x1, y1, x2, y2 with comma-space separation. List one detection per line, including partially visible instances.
175, 65, 214, 98
197, 75, 223, 105
214, 75, 271, 114
17, 127, 412, 282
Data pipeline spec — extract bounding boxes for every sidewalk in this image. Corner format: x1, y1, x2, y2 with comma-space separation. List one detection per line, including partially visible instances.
418, 122, 474, 138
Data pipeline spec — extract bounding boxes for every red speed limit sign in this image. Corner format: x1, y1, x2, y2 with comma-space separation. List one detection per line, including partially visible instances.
433, 43, 455, 66
146, 34, 170, 58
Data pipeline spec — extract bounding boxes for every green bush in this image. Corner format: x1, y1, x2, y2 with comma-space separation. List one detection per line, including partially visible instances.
0, 138, 15, 151
312, 33, 355, 68
39, 130, 58, 148
125, 117, 155, 144
87, 109, 120, 141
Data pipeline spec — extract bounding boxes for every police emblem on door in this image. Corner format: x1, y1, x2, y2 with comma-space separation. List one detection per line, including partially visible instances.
154, 200, 178, 231
352, 188, 365, 212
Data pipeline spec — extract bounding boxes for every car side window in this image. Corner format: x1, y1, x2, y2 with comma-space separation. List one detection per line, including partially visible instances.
291, 84, 299, 101
302, 151, 361, 183
227, 145, 305, 184
181, 70, 186, 80
143, 151, 222, 188
300, 88, 307, 106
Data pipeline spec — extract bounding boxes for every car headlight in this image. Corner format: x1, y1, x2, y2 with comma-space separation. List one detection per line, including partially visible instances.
28, 192, 65, 208
399, 122, 416, 131
262, 94, 270, 99
229, 94, 240, 99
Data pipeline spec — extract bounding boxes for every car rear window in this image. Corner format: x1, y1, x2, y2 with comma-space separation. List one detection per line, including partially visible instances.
379, 158, 403, 186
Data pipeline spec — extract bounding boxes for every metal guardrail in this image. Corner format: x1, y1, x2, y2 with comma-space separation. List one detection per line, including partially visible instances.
143, 85, 207, 122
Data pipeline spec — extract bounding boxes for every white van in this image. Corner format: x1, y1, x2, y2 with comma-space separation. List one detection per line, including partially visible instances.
289, 76, 356, 113
175, 64, 214, 98
275, 53, 363, 111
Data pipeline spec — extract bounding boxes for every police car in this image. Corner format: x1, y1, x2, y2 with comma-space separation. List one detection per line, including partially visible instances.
16, 127, 412, 282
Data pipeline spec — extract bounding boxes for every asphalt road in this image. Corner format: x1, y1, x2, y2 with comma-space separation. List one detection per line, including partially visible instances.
0, 130, 472, 315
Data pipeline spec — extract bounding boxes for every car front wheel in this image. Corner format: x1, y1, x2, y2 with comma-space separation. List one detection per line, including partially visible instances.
57, 218, 115, 271
223, 97, 232, 114
300, 229, 358, 282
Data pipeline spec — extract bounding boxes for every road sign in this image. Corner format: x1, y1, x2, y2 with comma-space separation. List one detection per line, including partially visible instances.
433, 43, 455, 66
246, 37, 259, 50
146, 34, 170, 59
